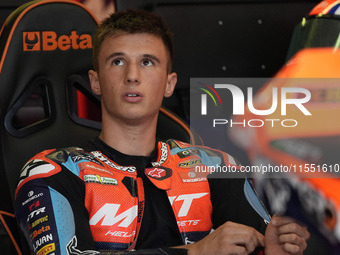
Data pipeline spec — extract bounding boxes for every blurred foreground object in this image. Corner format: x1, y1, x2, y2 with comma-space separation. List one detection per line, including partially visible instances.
230, 0, 340, 253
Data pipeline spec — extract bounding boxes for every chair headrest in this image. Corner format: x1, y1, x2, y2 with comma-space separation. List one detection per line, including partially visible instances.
0, 0, 98, 111
0, 0, 100, 135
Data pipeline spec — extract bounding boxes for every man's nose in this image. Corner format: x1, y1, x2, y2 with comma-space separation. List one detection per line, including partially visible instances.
125, 62, 141, 85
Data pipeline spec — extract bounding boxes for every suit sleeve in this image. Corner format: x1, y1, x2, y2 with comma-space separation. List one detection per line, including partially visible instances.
207, 151, 268, 234
15, 151, 98, 255
209, 177, 267, 234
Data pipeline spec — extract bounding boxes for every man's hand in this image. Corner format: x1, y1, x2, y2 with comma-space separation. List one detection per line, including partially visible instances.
186, 221, 265, 255
264, 215, 310, 255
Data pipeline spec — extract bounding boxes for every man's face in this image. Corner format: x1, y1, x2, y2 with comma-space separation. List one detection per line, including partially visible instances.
89, 33, 177, 124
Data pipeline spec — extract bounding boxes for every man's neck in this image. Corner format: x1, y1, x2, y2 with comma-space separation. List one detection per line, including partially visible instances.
99, 117, 158, 157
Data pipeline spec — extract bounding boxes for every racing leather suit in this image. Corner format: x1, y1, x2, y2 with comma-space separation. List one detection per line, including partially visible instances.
15, 137, 268, 255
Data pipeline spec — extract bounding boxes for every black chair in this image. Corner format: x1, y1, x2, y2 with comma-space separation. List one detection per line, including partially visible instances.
0, 1, 199, 254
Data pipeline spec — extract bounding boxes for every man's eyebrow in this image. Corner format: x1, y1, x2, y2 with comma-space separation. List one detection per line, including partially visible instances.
105, 52, 124, 63
143, 54, 160, 64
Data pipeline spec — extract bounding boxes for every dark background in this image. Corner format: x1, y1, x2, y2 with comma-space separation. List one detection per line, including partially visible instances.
1, 0, 320, 121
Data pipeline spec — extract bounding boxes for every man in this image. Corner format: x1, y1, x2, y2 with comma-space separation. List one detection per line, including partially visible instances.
15, 9, 309, 255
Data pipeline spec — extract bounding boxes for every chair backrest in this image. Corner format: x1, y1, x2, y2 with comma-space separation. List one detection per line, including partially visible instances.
0, 1, 199, 253
0, 1, 99, 253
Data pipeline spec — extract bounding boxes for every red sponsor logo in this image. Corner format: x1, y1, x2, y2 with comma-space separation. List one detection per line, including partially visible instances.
29, 200, 41, 211
146, 168, 166, 178
36, 243, 55, 255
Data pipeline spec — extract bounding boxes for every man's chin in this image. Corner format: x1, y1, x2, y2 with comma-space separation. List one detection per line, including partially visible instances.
121, 112, 158, 126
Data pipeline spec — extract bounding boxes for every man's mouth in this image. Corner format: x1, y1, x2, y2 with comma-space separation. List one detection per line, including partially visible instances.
123, 92, 143, 103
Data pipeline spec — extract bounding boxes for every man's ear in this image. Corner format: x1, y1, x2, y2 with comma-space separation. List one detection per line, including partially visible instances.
164, 72, 177, 98
89, 70, 101, 95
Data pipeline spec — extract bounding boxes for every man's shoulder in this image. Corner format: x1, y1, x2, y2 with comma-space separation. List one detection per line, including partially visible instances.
165, 139, 231, 156
16, 147, 90, 188
26, 146, 90, 165
165, 139, 240, 167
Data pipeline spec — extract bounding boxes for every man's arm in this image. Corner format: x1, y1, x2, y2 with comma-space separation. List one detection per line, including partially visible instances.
15, 154, 97, 255
264, 215, 310, 255
180, 221, 265, 255
179, 159, 309, 255
174, 175, 310, 255
173, 216, 309, 255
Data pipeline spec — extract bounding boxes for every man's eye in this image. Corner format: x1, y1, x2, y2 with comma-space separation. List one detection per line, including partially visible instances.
112, 59, 124, 66
141, 59, 154, 67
